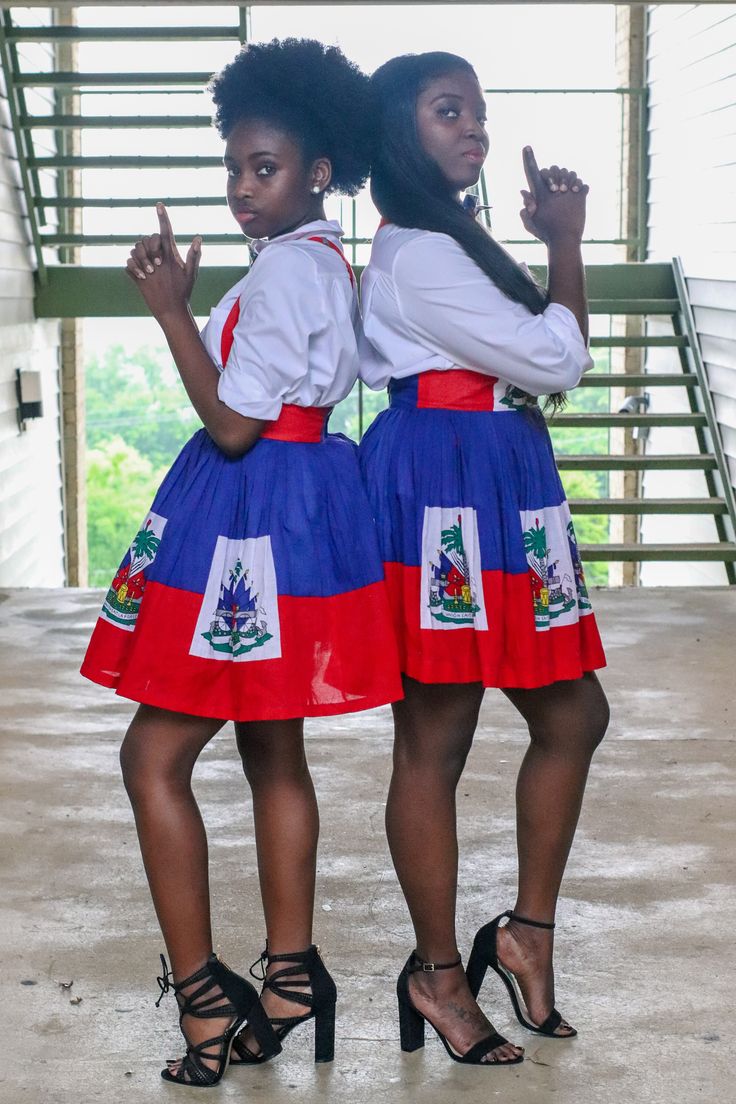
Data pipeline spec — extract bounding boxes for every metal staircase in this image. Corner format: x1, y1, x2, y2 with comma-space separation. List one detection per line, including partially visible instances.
2, 6, 735, 583
547, 259, 736, 580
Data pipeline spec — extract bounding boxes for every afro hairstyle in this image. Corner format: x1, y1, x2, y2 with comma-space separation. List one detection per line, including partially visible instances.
210, 38, 373, 197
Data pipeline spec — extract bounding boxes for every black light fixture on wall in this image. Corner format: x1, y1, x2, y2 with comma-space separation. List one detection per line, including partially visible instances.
15, 368, 43, 432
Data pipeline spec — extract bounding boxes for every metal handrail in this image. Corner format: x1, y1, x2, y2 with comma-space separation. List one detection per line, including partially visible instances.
672, 256, 736, 547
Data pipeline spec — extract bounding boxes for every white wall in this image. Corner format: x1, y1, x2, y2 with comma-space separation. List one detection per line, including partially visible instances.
0, 54, 64, 586
641, 3, 736, 585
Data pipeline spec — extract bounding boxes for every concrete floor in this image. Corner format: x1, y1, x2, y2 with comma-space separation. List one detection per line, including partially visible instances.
2, 586, 734, 1104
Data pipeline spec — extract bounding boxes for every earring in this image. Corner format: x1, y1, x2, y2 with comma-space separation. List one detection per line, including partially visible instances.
311, 185, 321, 195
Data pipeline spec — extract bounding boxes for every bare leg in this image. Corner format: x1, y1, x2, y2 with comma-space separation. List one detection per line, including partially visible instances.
233, 718, 319, 1055
386, 676, 523, 1063
120, 704, 234, 1077
496, 671, 609, 1034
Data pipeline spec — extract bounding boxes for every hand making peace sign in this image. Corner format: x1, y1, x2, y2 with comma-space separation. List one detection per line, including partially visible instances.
519, 146, 589, 246
125, 203, 202, 320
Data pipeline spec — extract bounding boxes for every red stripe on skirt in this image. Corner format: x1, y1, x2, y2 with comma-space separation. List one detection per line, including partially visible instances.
382, 562, 606, 688
80, 578, 403, 721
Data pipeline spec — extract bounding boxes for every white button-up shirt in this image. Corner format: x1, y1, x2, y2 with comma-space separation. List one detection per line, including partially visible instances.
359, 223, 593, 395
200, 219, 360, 421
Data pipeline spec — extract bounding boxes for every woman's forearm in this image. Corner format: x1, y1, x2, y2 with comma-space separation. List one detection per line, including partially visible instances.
546, 236, 589, 345
158, 306, 265, 457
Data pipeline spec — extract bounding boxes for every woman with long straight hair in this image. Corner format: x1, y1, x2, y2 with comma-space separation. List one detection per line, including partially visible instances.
359, 52, 609, 1066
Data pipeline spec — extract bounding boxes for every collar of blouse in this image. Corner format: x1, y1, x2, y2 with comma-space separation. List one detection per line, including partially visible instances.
248, 218, 345, 263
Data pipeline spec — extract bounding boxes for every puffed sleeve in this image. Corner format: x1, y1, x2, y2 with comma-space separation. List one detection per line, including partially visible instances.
217, 246, 326, 420
393, 234, 593, 395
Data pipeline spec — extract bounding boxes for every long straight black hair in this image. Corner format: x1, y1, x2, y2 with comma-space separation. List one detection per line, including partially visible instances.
370, 52, 564, 407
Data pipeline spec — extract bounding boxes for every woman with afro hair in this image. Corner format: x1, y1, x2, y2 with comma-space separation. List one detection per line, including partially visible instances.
81, 39, 401, 1087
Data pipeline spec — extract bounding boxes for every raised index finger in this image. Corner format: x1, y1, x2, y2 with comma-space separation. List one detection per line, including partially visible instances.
156, 202, 185, 267
156, 202, 175, 249
522, 146, 545, 196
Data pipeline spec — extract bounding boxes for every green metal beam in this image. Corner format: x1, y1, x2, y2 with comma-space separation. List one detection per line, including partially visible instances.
578, 373, 696, 387
33, 263, 683, 319
579, 544, 736, 562
588, 335, 687, 348
551, 413, 707, 428
558, 455, 717, 471
588, 300, 680, 314
7, 26, 240, 41
23, 114, 212, 128
36, 265, 249, 317
17, 71, 215, 87
42, 233, 371, 247
570, 498, 727, 515
37, 196, 226, 208
31, 155, 222, 169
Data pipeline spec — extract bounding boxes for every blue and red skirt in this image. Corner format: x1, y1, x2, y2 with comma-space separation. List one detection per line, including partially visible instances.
81, 406, 403, 721
358, 369, 606, 688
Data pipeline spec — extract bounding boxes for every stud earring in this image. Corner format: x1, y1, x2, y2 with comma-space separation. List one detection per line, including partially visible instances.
311, 185, 321, 195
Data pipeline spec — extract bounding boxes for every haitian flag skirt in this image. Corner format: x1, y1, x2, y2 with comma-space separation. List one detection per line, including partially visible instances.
81, 406, 403, 721
358, 369, 606, 688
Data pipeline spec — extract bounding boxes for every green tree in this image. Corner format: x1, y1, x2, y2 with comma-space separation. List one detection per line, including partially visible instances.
87, 437, 163, 587
86, 343, 201, 471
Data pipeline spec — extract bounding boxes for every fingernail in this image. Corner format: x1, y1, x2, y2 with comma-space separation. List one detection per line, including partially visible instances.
572, 185, 580, 192
137, 273, 146, 280
156, 202, 163, 212
146, 265, 154, 273
154, 257, 162, 265
549, 183, 558, 192
560, 184, 568, 192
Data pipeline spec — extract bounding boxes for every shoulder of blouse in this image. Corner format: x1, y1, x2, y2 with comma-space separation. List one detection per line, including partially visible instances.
388, 226, 512, 317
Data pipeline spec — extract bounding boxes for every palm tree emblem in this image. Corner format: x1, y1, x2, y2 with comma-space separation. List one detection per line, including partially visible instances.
523, 518, 548, 578
129, 521, 161, 577
441, 521, 466, 557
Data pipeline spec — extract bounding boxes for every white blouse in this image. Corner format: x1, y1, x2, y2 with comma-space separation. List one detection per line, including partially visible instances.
200, 219, 360, 421
359, 223, 593, 395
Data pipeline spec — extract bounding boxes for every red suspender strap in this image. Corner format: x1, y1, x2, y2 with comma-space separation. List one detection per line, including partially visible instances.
220, 235, 353, 368
220, 298, 241, 367
308, 235, 355, 287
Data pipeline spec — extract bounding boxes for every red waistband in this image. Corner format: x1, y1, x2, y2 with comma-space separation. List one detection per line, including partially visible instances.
261, 404, 331, 442
417, 369, 497, 411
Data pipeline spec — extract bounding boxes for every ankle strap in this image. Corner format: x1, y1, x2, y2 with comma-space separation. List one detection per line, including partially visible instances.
509, 912, 555, 931
154, 952, 219, 1007
249, 944, 319, 982
408, 951, 462, 974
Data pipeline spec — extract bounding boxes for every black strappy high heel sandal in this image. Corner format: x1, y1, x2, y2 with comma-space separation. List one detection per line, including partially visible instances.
229, 944, 337, 1065
156, 952, 281, 1086
396, 951, 524, 1066
466, 910, 577, 1038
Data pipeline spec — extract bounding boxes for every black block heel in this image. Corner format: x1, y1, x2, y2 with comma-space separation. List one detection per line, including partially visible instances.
398, 989, 425, 1052
467, 910, 577, 1038
230, 943, 337, 1066
314, 1000, 336, 1063
396, 952, 523, 1066
156, 952, 281, 1087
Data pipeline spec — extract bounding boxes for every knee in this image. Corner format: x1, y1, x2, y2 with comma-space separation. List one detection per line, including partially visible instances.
119, 722, 187, 805
530, 684, 609, 759
392, 727, 474, 789
237, 729, 308, 792
590, 691, 610, 751
119, 727, 148, 803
